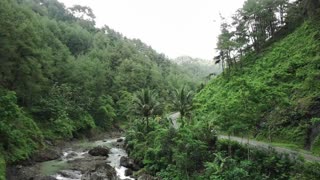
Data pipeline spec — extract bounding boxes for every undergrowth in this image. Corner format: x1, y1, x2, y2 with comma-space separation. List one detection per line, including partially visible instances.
195, 21, 320, 150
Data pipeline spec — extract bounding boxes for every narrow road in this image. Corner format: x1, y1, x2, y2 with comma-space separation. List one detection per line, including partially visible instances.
168, 112, 320, 162
219, 135, 320, 162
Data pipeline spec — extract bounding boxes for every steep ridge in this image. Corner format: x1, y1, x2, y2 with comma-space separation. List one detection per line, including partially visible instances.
195, 21, 320, 153
0, 0, 198, 178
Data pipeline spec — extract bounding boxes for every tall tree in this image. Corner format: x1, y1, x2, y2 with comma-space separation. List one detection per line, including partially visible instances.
171, 87, 193, 126
133, 89, 160, 130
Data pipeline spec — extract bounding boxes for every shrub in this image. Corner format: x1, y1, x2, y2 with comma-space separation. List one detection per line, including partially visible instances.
0, 89, 43, 162
126, 118, 212, 178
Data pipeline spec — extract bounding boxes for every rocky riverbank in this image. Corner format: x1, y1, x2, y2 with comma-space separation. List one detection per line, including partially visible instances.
6, 132, 137, 180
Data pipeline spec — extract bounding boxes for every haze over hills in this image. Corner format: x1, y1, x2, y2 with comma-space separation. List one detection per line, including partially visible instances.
172, 56, 222, 81
1, 0, 320, 180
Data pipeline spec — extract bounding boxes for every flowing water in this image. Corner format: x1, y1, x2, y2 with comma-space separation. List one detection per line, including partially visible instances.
39, 137, 134, 180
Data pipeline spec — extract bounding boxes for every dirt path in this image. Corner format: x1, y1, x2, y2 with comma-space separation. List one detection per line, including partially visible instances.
219, 135, 320, 162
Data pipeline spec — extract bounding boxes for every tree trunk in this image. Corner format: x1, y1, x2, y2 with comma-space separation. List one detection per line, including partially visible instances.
240, 49, 243, 69
180, 115, 184, 127
268, 125, 272, 142
228, 134, 232, 156
247, 136, 250, 160
146, 116, 149, 131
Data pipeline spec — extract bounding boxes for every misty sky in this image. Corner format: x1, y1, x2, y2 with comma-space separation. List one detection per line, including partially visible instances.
58, 0, 246, 60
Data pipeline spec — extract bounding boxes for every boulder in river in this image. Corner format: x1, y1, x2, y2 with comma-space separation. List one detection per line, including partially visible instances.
117, 138, 124, 142
58, 170, 82, 179
65, 152, 78, 159
125, 168, 133, 176
81, 163, 118, 180
88, 146, 110, 157
68, 155, 107, 173
138, 174, 159, 180
120, 156, 140, 171
39, 176, 58, 180
120, 156, 128, 167
33, 149, 61, 162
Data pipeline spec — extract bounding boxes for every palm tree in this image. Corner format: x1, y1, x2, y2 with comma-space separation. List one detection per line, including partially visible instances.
171, 86, 193, 126
132, 89, 160, 130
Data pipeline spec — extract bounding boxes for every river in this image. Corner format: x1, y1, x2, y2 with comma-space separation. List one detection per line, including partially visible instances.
11, 136, 135, 180
44, 137, 133, 180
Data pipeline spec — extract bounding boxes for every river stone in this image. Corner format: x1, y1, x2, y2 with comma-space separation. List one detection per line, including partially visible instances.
65, 152, 78, 159
39, 176, 58, 180
81, 163, 118, 180
88, 146, 110, 157
117, 138, 124, 142
124, 168, 133, 176
68, 156, 107, 172
6, 164, 40, 180
58, 170, 82, 179
33, 149, 61, 162
45, 140, 54, 146
120, 156, 129, 167
120, 156, 140, 171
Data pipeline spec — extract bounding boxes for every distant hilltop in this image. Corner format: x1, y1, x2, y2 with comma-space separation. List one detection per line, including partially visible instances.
171, 56, 222, 80
172, 56, 215, 66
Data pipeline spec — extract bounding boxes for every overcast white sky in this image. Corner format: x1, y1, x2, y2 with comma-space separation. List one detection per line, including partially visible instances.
58, 0, 246, 60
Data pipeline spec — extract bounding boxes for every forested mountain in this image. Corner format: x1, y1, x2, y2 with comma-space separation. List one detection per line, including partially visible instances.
172, 56, 222, 82
124, 0, 320, 179
1, 0, 320, 179
0, 0, 198, 177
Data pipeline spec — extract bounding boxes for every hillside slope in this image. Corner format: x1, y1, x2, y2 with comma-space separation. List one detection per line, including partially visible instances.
195, 21, 320, 152
0, 0, 198, 177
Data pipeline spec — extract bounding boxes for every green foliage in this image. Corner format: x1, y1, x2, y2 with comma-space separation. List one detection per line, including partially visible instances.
199, 139, 320, 180
132, 89, 162, 130
74, 112, 96, 132
311, 117, 320, 125
51, 111, 74, 138
196, 21, 320, 147
33, 83, 95, 139
0, 89, 43, 162
126, 119, 211, 179
291, 161, 320, 180
311, 136, 320, 155
126, 115, 320, 179
0, 0, 199, 168
203, 157, 251, 180
0, 153, 5, 180
302, 0, 320, 18
215, 0, 293, 69
170, 87, 193, 126
2, 1, 318, 179
92, 95, 116, 129
115, 91, 134, 121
